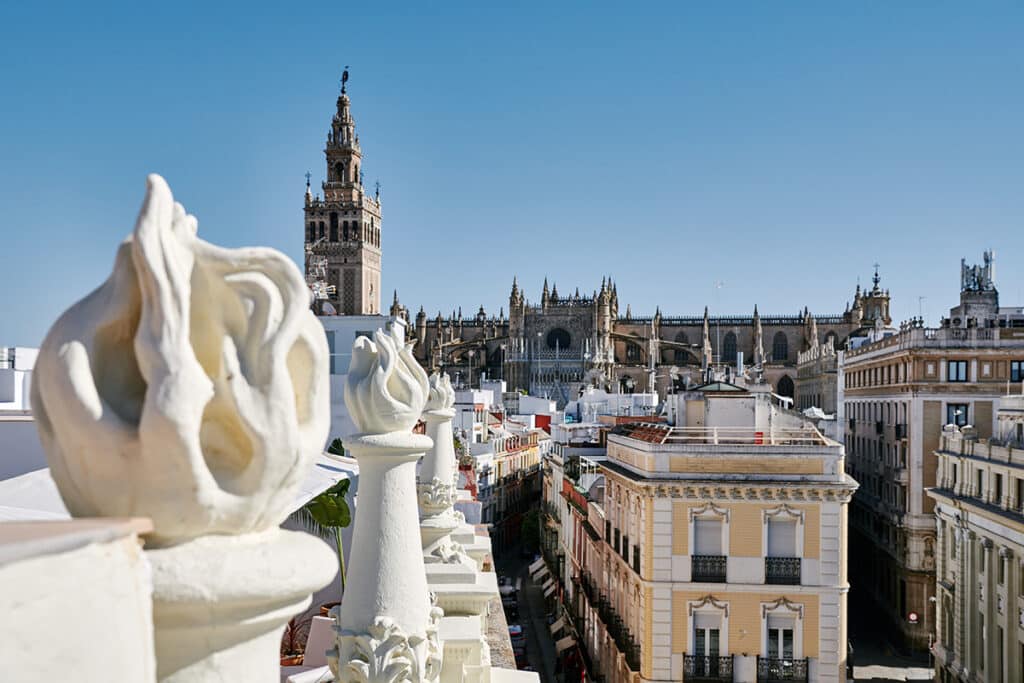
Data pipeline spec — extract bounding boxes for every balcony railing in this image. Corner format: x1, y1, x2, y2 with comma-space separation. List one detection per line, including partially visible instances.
692, 555, 727, 583
765, 557, 801, 585
593, 592, 641, 671
684, 654, 733, 681
757, 656, 809, 682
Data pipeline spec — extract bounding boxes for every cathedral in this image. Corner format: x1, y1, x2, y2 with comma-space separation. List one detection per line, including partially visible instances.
305, 74, 893, 404
400, 275, 891, 405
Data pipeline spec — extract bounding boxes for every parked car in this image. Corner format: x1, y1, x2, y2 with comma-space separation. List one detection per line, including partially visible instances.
508, 624, 526, 649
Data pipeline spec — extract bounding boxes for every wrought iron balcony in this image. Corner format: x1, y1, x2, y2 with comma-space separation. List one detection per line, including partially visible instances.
757, 656, 808, 682
691, 555, 727, 583
764, 557, 801, 585
684, 654, 733, 681
592, 591, 641, 672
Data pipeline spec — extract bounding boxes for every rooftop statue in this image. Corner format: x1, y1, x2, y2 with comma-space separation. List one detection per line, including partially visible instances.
333, 323, 442, 683
32, 174, 331, 545
31, 175, 336, 682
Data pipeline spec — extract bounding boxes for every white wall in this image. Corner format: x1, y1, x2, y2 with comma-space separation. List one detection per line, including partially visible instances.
0, 521, 156, 682
0, 417, 48, 480
518, 394, 556, 416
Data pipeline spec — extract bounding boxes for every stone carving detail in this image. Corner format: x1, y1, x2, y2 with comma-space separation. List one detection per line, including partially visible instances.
31, 174, 330, 546
761, 597, 803, 618
417, 477, 457, 509
424, 370, 455, 412
332, 609, 443, 683
688, 594, 730, 617
346, 328, 429, 434
427, 536, 470, 565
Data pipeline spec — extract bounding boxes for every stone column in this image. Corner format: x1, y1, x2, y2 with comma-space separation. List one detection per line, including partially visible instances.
1008, 554, 1022, 683
30, 176, 338, 683
418, 372, 472, 566
982, 539, 996, 682
330, 327, 443, 683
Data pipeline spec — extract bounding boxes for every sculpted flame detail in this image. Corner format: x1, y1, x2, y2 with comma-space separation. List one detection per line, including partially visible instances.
344, 328, 429, 435
423, 372, 454, 413
31, 175, 330, 546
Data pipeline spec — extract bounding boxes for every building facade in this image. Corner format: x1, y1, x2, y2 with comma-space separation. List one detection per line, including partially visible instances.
929, 395, 1024, 683
841, 253, 1024, 651
304, 73, 383, 316
542, 380, 857, 683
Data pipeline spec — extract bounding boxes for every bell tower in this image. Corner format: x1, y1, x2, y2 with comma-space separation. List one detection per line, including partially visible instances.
304, 68, 382, 315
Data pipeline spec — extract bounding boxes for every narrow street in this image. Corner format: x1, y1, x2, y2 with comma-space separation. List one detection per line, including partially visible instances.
848, 594, 933, 681
495, 544, 559, 683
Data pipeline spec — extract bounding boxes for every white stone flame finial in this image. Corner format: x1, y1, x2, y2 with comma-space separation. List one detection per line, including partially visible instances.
31, 174, 331, 546
423, 372, 455, 413
344, 325, 429, 434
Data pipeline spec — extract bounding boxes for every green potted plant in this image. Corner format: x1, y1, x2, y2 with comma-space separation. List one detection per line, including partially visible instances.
297, 439, 352, 611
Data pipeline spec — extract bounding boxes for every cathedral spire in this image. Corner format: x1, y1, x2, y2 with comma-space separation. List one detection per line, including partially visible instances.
702, 306, 712, 370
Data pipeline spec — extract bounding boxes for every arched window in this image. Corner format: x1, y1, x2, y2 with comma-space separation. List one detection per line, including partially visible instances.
334, 162, 344, 181
626, 341, 642, 364
772, 332, 789, 363
777, 375, 795, 398
329, 213, 339, 242
307, 223, 315, 242
723, 332, 738, 364
342, 220, 349, 240
674, 332, 690, 364
318, 221, 325, 239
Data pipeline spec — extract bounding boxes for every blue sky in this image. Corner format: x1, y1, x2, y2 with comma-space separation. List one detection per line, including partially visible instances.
1, 1, 1021, 345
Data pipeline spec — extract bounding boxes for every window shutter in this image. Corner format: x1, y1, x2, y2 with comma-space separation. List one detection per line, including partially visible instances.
694, 519, 722, 556
767, 520, 797, 558
694, 613, 720, 629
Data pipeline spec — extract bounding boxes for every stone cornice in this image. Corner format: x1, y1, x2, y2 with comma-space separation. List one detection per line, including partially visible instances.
616, 481, 860, 504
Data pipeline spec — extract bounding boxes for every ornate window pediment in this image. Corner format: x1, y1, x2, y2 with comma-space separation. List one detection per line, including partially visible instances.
690, 501, 729, 522
761, 597, 803, 619
763, 504, 805, 523
688, 594, 729, 617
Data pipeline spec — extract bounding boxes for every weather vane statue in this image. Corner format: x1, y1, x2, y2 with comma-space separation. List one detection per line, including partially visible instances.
341, 65, 349, 94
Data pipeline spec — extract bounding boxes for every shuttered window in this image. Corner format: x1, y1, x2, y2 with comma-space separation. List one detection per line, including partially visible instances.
694, 519, 722, 556
767, 519, 797, 558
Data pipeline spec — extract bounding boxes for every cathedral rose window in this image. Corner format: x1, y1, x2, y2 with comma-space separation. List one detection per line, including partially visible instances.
546, 328, 571, 350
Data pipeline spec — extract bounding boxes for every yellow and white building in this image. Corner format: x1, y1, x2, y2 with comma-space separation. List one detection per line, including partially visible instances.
578, 381, 857, 683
